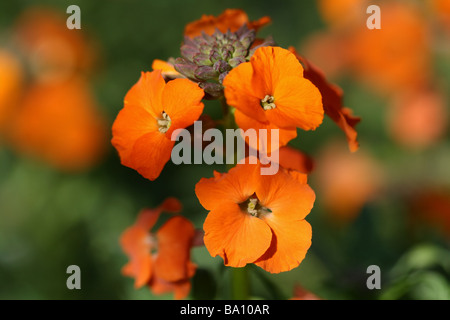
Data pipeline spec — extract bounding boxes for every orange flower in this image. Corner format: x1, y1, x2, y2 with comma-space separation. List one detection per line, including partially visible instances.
300, 31, 349, 79
387, 89, 447, 149
289, 47, 360, 152
14, 8, 95, 84
184, 9, 271, 38
347, 3, 431, 94
8, 77, 107, 171
111, 70, 204, 181
317, 0, 367, 30
291, 284, 321, 300
430, 0, 450, 30
0, 50, 23, 136
120, 198, 197, 299
314, 142, 382, 222
224, 46, 324, 140
409, 189, 450, 239
195, 162, 315, 273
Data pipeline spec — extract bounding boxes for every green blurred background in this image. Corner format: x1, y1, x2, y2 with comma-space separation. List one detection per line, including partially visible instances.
0, 0, 449, 300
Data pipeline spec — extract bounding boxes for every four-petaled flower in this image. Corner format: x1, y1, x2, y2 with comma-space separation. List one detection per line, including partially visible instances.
120, 198, 197, 299
195, 162, 315, 273
224, 46, 324, 151
112, 70, 204, 180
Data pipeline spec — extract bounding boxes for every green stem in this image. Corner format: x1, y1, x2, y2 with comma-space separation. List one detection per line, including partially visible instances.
231, 266, 250, 300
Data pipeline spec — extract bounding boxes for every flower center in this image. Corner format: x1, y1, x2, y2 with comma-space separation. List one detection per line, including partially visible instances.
260, 95, 276, 110
157, 111, 171, 133
240, 194, 272, 218
145, 234, 158, 255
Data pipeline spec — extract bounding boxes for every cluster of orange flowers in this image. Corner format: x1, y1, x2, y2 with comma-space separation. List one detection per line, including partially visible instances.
114, 9, 360, 298
0, 8, 107, 171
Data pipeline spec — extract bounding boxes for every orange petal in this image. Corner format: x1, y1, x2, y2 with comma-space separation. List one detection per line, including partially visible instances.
290, 48, 360, 152
159, 197, 183, 213
256, 169, 316, 221
195, 163, 260, 211
184, 9, 270, 38
111, 71, 166, 170
268, 76, 324, 130
250, 46, 305, 90
255, 219, 312, 273
111, 104, 158, 168
203, 202, 272, 267
119, 225, 153, 288
278, 146, 313, 175
135, 208, 162, 230
234, 109, 297, 151
161, 78, 204, 136
150, 277, 192, 300
123, 71, 165, 119
128, 131, 174, 181
152, 59, 180, 77
223, 62, 267, 123
154, 216, 196, 282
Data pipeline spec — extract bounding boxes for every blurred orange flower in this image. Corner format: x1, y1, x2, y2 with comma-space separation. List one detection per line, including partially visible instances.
387, 89, 447, 149
291, 284, 321, 300
8, 77, 107, 171
300, 31, 349, 79
430, 0, 450, 30
289, 47, 360, 152
224, 46, 324, 145
410, 189, 450, 238
347, 3, 431, 94
315, 142, 383, 222
317, 0, 367, 30
0, 49, 23, 136
120, 198, 197, 299
184, 9, 271, 38
195, 162, 315, 273
14, 8, 95, 84
111, 70, 204, 181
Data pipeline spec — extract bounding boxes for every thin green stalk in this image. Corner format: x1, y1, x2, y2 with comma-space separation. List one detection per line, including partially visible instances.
231, 266, 250, 300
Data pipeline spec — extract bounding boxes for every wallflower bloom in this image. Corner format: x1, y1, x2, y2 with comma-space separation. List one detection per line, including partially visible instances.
409, 189, 450, 239
8, 77, 106, 171
289, 47, 360, 152
314, 142, 382, 222
223, 46, 324, 146
347, 3, 431, 94
111, 70, 204, 180
184, 9, 271, 38
317, 0, 367, 30
0, 50, 23, 136
195, 162, 315, 273
120, 198, 197, 299
14, 8, 95, 84
291, 284, 321, 300
387, 89, 447, 149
